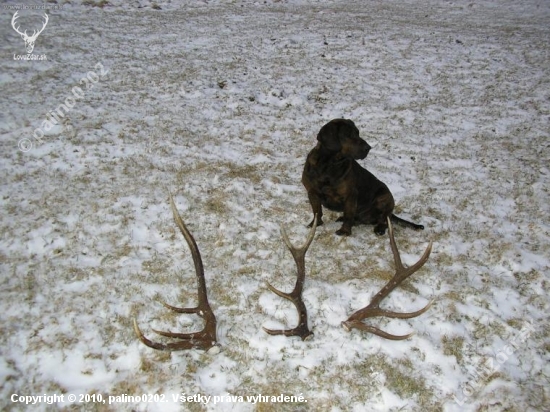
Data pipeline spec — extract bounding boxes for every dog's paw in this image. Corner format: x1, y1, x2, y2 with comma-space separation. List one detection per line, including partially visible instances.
307, 219, 324, 228
335, 227, 351, 236
374, 225, 387, 236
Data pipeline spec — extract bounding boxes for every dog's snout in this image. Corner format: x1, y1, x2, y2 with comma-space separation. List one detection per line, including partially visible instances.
363, 141, 371, 154
357, 140, 371, 159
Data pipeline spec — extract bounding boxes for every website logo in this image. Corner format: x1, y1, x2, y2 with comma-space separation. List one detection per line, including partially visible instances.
11, 11, 48, 54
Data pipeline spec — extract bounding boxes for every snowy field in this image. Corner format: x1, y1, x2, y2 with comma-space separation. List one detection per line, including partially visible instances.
1, 0, 549, 410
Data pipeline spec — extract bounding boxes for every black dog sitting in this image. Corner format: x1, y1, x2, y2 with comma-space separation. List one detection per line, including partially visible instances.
302, 118, 424, 236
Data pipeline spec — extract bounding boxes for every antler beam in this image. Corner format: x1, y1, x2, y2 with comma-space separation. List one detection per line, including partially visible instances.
342, 217, 433, 340
133, 194, 217, 351
263, 216, 317, 341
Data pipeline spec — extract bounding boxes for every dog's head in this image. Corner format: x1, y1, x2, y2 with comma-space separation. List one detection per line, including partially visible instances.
317, 119, 371, 160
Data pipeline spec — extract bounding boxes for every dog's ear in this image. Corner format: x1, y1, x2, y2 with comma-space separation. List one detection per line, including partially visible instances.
317, 122, 342, 151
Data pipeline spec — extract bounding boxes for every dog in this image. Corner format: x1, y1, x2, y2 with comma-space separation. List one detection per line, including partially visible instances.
302, 118, 424, 236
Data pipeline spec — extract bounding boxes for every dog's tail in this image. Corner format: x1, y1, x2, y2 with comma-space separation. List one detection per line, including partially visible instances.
390, 214, 424, 230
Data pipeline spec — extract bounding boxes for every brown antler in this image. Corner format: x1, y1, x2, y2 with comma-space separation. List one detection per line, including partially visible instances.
342, 217, 433, 340
263, 216, 317, 341
133, 194, 217, 350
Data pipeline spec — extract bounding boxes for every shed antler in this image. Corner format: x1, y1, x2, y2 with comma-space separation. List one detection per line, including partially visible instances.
263, 216, 317, 340
342, 217, 433, 340
133, 194, 217, 350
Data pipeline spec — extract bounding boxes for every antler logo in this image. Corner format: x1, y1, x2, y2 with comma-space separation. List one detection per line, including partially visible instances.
11, 11, 49, 54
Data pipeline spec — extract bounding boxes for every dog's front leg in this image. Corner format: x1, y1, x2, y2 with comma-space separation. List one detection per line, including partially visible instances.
336, 190, 357, 236
307, 190, 324, 227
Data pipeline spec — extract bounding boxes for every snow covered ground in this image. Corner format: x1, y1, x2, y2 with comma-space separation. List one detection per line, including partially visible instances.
1, 0, 549, 410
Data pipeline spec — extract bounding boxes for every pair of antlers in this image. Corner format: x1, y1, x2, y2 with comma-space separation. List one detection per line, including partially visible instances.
266, 215, 433, 341
133, 198, 433, 351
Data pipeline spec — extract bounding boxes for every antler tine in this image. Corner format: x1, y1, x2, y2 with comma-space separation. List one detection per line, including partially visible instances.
280, 215, 317, 258
133, 194, 217, 351
32, 13, 49, 38
11, 12, 26, 36
342, 217, 433, 340
168, 193, 209, 308
388, 216, 432, 278
263, 215, 317, 341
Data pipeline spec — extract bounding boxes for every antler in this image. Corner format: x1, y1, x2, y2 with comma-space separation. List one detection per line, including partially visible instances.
11, 12, 48, 40
263, 216, 317, 341
133, 194, 217, 351
32, 13, 50, 37
342, 217, 433, 340
11, 12, 25, 37
32, 13, 49, 39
